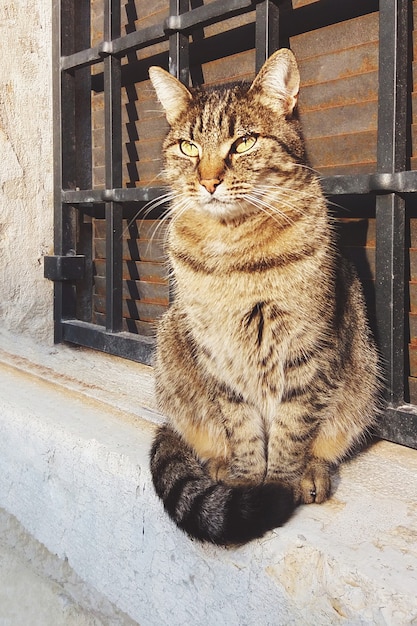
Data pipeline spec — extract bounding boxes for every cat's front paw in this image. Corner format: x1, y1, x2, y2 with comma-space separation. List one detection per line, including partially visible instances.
205, 458, 232, 483
206, 458, 265, 486
297, 460, 331, 504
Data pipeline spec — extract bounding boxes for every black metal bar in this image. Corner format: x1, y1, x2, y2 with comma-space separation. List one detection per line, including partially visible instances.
321, 171, 417, 196
104, 0, 123, 333
61, 46, 103, 71
74, 1, 93, 323
376, 406, 417, 449
111, 23, 167, 56
169, 0, 190, 83
62, 186, 166, 204
61, 320, 155, 365
61, 172, 417, 205
165, 0, 253, 34
375, 0, 409, 410
255, 0, 280, 72
51, 0, 79, 339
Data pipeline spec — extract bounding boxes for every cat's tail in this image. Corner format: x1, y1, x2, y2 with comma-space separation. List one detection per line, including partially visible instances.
150, 425, 296, 545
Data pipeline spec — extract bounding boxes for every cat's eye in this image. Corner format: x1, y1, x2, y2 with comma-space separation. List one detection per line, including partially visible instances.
233, 135, 257, 154
179, 140, 199, 157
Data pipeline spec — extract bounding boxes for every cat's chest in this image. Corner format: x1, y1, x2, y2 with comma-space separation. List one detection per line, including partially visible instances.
188, 288, 291, 383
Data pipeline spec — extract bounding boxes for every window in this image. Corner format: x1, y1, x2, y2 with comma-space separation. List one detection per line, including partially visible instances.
45, 0, 417, 449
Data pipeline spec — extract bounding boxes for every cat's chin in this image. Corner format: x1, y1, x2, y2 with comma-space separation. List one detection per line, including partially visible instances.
197, 199, 255, 223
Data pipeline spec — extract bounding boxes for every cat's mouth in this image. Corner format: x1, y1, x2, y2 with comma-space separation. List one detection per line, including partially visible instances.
198, 196, 254, 222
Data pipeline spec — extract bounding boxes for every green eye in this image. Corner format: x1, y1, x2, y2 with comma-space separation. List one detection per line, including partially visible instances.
179, 140, 199, 157
233, 135, 257, 154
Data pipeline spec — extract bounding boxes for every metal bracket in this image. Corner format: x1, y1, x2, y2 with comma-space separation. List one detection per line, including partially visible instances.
44, 255, 86, 281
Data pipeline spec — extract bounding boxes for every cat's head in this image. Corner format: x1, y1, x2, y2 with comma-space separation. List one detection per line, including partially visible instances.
149, 49, 306, 222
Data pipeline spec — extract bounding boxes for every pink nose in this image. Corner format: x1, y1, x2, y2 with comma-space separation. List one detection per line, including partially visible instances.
200, 178, 222, 194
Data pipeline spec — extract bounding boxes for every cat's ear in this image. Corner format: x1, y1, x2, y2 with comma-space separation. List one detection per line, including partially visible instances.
149, 67, 192, 125
249, 48, 300, 115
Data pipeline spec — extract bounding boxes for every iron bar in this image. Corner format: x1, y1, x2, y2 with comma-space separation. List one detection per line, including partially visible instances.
169, 0, 190, 84
375, 0, 408, 411
62, 187, 166, 205
52, 0, 79, 338
61, 46, 103, 72
104, 0, 123, 333
62, 320, 155, 364
165, 0, 254, 34
255, 0, 280, 72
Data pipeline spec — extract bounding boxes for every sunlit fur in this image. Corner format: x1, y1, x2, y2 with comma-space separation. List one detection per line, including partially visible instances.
148, 49, 380, 545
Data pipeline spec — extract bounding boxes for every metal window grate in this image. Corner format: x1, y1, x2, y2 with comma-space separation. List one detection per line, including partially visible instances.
46, 0, 417, 449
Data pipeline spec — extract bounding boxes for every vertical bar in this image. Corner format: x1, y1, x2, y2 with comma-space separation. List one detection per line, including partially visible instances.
53, 0, 78, 340
104, 0, 123, 332
255, 0, 280, 72
75, 1, 93, 322
375, 0, 408, 407
169, 0, 189, 83
168, 0, 189, 303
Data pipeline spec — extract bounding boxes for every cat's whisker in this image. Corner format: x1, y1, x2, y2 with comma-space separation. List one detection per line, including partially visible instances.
122, 189, 174, 237
147, 197, 194, 281
293, 162, 322, 177
244, 194, 295, 226
259, 180, 350, 214
256, 182, 316, 206
248, 188, 308, 221
150, 194, 193, 247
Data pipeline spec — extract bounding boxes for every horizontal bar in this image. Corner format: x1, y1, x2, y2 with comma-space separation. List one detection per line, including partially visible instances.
61, 45, 104, 71
61, 319, 155, 365
61, 170, 417, 207
62, 187, 166, 204
61, 0, 256, 70
60, 0, 379, 72
164, 0, 255, 34
111, 22, 167, 56
376, 405, 417, 450
321, 170, 417, 196
44, 254, 85, 281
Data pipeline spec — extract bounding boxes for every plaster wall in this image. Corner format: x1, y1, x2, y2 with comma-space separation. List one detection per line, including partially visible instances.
0, 0, 54, 344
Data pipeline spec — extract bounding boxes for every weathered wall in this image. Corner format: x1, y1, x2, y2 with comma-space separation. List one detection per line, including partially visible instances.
0, 1, 54, 343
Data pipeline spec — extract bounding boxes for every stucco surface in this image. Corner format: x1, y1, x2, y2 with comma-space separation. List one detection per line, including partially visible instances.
0, 1, 54, 343
0, 509, 136, 626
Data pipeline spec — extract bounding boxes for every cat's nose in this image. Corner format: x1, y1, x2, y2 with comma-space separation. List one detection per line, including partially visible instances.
200, 178, 223, 194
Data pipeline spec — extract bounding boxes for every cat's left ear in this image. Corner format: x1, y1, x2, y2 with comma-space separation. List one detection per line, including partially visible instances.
249, 48, 300, 115
149, 66, 192, 125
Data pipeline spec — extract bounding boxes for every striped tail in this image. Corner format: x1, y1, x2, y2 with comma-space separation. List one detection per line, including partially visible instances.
150, 425, 296, 545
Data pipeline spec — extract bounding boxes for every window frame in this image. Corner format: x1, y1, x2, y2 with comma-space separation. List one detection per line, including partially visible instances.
46, 0, 417, 449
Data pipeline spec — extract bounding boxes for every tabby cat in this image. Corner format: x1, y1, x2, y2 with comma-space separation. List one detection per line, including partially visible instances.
149, 49, 380, 545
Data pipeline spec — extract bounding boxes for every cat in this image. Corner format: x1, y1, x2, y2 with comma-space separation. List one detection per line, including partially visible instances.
148, 48, 380, 545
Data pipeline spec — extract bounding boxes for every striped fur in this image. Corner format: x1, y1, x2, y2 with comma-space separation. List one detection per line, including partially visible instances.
148, 49, 380, 545
151, 425, 294, 545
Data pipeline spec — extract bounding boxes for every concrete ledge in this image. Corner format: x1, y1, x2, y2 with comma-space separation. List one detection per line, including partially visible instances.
1, 357, 417, 625
0, 508, 136, 626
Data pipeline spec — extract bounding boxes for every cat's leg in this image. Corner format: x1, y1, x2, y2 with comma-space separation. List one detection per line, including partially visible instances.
299, 414, 367, 504
266, 406, 361, 505
298, 457, 332, 504
265, 392, 331, 501
155, 308, 231, 471
214, 395, 267, 485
